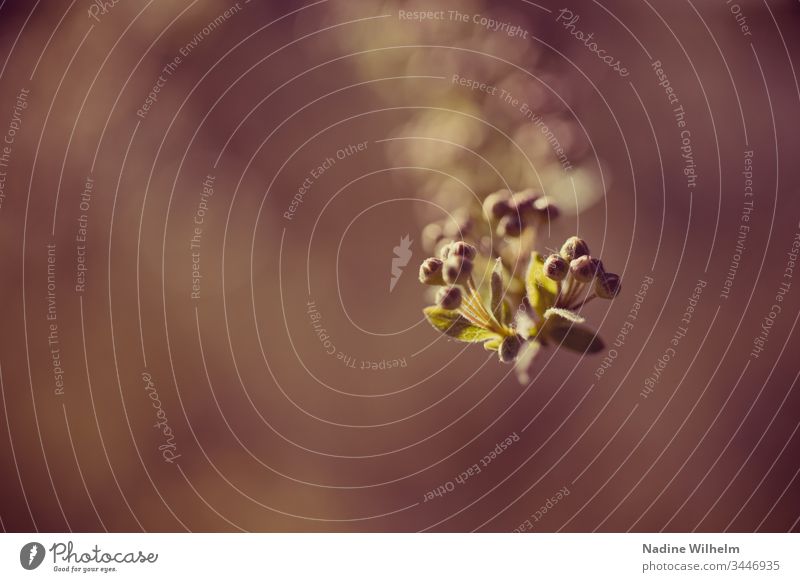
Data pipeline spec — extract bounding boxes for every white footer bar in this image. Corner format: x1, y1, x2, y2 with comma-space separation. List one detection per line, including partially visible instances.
1, 533, 797, 581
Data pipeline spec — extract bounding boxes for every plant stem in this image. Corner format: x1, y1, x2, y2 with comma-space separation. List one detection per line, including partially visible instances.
558, 275, 576, 308
466, 277, 507, 335
458, 303, 487, 328
570, 293, 597, 310
466, 277, 492, 321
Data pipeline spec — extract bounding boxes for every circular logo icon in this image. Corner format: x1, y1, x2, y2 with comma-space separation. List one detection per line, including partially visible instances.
20, 542, 46, 570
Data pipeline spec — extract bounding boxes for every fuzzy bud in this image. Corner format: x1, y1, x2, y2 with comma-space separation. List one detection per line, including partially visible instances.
497, 213, 523, 238
560, 236, 590, 261
419, 257, 445, 285
442, 209, 473, 239
499, 334, 524, 363
595, 272, 622, 299
450, 241, 477, 260
570, 255, 600, 283
439, 242, 453, 261
544, 254, 569, 281
443, 256, 474, 285
511, 189, 541, 215
436, 286, 463, 310
483, 190, 512, 221
533, 197, 560, 221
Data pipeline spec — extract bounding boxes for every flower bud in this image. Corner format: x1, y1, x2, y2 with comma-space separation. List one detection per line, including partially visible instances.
560, 236, 590, 261
595, 272, 621, 299
421, 222, 444, 253
511, 189, 541, 215
442, 209, 473, 239
499, 334, 524, 363
450, 241, 477, 260
419, 257, 445, 285
433, 239, 451, 261
438, 241, 453, 260
443, 256, 474, 285
436, 286, 463, 310
483, 190, 512, 221
533, 197, 560, 220
570, 255, 600, 283
544, 254, 569, 281
497, 213, 523, 237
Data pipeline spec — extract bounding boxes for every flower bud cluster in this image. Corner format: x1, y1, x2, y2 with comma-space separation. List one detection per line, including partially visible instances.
420, 241, 481, 309
417, 193, 621, 373
542, 236, 622, 309
482, 189, 560, 238
419, 240, 517, 361
421, 209, 474, 254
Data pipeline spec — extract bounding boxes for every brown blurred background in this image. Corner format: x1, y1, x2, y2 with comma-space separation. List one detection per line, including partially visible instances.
0, 0, 799, 532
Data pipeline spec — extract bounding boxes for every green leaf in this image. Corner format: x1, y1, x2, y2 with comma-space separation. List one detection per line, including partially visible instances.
490, 258, 504, 322
423, 306, 500, 343
483, 338, 501, 351
545, 317, 605, 354
501, 300, 513, 326
525, 252, 558, 318
544, 307, 585, 324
